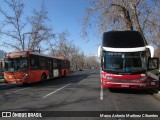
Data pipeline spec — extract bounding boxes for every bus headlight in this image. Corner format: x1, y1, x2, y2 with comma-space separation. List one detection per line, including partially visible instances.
4, 76, 7, 80
23, 74, 28, 78
139, 76, 147, 81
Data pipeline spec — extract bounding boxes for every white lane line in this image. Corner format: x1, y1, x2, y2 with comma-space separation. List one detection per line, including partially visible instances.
100, 85, 103, 100
5, 88, 29, 95
13, 88, 28, 93
42, 83, 71, 99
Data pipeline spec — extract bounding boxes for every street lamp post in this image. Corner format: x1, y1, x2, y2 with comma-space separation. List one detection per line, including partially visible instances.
22, 31, 38, 51
22, 32, 31, 51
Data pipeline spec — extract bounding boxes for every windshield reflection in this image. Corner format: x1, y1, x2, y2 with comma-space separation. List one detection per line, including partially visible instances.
103, 51, 146, 74
4, 58, 28, 72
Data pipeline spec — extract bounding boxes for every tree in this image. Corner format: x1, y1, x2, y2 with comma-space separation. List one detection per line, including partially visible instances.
0, 0, 27, 50
0, 0, 54, 51
49, 31, 71, 57
0, 50, 5, 59
27, 1, 54, 51
85, 56, 99, 69
49, 31, 86, 71
154, 49, 160, 58
82, 0, 160, 47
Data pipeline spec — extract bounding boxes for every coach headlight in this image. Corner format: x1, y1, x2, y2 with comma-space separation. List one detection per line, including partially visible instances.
102, 74, 114, 80
106, 76, 114, 80
102, 74, 107, 78
139, 76, 147, 81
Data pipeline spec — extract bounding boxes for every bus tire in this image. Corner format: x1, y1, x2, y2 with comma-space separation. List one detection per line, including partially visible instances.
41, 73, 47, 83
64, 70, 66, 77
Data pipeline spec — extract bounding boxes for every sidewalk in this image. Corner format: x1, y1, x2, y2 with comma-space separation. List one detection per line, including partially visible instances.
153, 90, 160, 101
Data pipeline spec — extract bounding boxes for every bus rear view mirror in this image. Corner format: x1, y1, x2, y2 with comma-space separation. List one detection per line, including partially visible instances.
147, 57, 159, 71
98, 46, 102, 57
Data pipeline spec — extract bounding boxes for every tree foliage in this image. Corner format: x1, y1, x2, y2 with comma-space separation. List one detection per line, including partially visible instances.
82, 0, 160, 47
27, 1, 54, 51
0, 0, 26, 50
0, 0, 54, 51
50, 31, 99, 70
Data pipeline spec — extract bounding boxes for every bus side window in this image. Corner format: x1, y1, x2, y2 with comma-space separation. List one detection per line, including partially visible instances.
30, 55, 39, 70
40, 57, 46, 70
64, 60, 67, 68
53, 59, 58, 69
61, 61, 64, 68
66, 61, 70, 68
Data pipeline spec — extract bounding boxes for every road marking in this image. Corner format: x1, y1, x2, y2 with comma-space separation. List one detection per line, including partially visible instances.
100, 85, 103, 100
5, 88, 29, 95
13, 88, 28, 93
43, 83, 71, 99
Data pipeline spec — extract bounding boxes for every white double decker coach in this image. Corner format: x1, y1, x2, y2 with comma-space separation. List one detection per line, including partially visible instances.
98, 31, 159, 89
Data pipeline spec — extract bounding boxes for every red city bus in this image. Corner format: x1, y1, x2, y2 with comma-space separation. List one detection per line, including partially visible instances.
4, 51, 70, 84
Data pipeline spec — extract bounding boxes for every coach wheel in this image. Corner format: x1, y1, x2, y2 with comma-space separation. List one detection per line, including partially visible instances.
41, 73, 47, 83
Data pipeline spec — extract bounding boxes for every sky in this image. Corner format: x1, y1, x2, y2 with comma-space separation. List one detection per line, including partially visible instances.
0, 0, 100, 56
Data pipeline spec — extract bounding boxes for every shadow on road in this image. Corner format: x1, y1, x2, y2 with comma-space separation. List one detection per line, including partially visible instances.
0, 74, 90, 90
108, 88, 155, 95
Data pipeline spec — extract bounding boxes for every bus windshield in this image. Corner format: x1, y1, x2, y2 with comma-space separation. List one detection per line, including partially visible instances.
4, 58, 28, 72
103, 51, 146, 74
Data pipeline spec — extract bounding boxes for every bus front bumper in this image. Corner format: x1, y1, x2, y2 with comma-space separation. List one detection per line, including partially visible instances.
102, 81, 158, 89
4, 78, 24, 84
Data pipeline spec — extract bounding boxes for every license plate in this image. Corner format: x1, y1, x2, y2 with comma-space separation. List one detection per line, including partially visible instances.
121, 84, 129, 87
151, 82, 155, 85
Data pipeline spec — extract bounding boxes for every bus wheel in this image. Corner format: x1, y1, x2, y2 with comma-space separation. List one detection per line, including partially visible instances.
64, 71, 66, 77
41, 73, 47, 83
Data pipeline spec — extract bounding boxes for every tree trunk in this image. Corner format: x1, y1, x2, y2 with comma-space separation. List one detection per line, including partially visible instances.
130, 3, 148, 45
111, 4, 133, 30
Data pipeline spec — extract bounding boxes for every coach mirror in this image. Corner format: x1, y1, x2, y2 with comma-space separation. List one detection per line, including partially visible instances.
147, 57, 159, 71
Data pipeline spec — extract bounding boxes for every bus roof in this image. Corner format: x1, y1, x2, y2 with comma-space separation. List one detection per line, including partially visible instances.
102, 31, 145, 48
30, 51, 68, 60
5, 51, 68, 61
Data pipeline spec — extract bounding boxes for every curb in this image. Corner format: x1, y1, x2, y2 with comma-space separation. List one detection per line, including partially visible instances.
152, 90, 160, 101
153, 93, 160, 101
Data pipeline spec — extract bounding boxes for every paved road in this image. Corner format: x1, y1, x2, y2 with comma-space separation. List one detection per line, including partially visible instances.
0, 69, 160, 120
